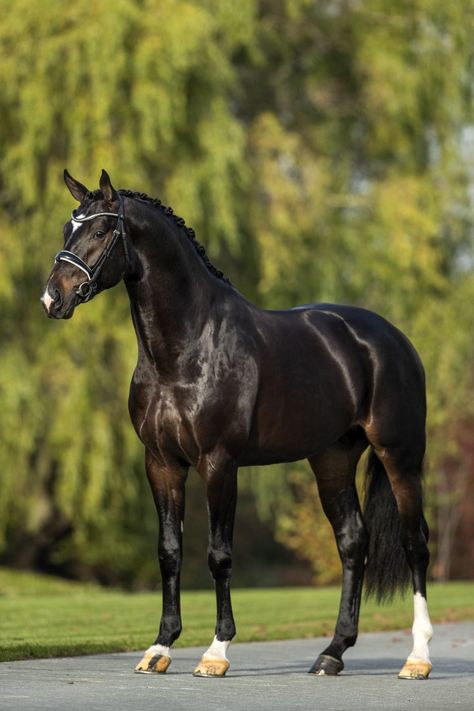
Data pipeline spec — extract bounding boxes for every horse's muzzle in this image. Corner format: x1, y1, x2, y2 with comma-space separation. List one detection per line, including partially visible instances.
40, 286, 76, 319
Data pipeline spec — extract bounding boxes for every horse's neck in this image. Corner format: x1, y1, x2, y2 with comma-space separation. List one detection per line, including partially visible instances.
124, 206, 223, 370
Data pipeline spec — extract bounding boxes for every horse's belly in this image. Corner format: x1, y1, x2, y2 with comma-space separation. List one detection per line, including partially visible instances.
239, 385, 355, 466
237, 441, 329, 467
238, 426, 347, 466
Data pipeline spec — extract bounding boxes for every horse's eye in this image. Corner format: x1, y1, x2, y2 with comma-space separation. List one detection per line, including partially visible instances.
94, 230, 105, 238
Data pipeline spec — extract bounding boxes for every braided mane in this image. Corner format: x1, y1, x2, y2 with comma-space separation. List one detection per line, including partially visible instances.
86, 188, 229, 284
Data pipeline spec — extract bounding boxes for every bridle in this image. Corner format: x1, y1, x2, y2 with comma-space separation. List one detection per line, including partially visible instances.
54, 193, 129, 303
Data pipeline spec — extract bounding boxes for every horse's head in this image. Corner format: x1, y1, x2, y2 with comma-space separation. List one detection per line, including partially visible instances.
41, 169, 128, 319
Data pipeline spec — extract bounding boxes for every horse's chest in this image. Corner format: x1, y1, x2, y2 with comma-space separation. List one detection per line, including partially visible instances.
129, 346, 258, 466
129, 380, 208, 464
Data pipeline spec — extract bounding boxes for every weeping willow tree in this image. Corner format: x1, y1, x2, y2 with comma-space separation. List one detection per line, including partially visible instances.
0, 0, 258, 585
0, 0, 473, 586
243, 0, 474, 582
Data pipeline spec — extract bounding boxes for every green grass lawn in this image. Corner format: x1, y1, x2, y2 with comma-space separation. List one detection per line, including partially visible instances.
1, 568, 473, 662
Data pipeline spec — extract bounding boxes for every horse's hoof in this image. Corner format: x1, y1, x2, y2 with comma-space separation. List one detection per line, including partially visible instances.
309, 654, 344, 676
193, 656, 230, 677
398, 659, 432, 680
134, 652, 171, 674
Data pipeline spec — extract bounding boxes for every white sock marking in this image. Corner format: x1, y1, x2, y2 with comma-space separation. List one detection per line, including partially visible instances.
409, 592, 433, 662
203, 636, 230, 661
146, 643, 170, 658
41, 288, 54, 313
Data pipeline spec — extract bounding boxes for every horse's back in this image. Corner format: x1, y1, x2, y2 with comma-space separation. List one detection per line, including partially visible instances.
257, 300, 424, 394
291, 302, 425, 392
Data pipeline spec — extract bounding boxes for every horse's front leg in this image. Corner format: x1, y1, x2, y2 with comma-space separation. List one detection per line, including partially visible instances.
135, 449, 188, 674
194, 455, 238, 678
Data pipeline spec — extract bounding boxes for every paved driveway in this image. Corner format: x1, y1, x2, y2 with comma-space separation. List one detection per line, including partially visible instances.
1, 622, 473, 711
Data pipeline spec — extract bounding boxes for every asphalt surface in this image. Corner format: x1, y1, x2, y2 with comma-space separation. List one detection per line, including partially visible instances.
1, 622, 473, 711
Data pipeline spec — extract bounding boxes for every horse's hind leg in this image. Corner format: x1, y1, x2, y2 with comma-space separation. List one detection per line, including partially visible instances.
376, 448, 433, 680
307, 434, 368, 675
363, 334, 433, 678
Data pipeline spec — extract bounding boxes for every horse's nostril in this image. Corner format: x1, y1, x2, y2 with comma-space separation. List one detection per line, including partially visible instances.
41, 286, 60, 314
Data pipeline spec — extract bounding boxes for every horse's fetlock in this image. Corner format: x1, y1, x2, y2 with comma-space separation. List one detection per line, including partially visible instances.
158, 615, 182, 644
216, 620, 236, 641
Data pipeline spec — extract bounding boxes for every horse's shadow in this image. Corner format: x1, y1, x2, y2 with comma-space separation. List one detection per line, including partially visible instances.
162, 655, 473, 679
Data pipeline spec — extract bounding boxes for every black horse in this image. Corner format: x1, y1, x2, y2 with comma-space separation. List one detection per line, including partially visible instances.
42, 170, 433, 680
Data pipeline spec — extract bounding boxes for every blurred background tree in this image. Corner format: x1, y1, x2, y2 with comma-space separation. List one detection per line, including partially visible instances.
0, 0, 473, 588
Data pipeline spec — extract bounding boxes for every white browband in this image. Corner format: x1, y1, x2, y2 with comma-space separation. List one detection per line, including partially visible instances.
71, 210, 119, 222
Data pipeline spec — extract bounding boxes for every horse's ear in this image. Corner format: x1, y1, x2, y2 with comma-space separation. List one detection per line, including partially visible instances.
64, 169, 88, 202
99, 169, 118, 204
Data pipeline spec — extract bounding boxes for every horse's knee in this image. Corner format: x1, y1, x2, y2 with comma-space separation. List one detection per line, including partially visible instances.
208, 545, 232, 581
158, 543, 181, 577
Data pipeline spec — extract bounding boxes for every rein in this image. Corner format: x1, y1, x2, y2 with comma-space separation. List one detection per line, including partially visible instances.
54, 193, 128, 302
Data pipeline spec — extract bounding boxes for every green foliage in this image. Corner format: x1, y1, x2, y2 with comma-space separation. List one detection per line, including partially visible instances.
241, 0, 474, 582
0, 0, 473, 585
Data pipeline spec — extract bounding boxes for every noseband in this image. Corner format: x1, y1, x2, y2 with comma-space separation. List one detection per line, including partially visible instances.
54, 193, 128, 303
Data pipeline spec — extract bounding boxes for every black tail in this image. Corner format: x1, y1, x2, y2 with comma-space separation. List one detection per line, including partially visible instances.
363, 449, 411, 602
